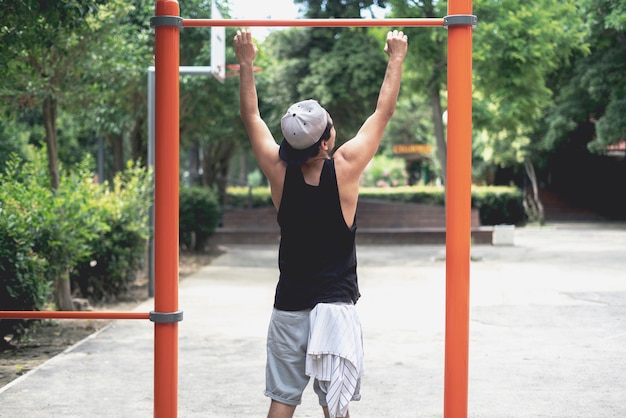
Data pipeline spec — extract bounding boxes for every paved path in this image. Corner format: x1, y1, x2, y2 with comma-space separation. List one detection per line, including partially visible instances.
1, 223, 625, 417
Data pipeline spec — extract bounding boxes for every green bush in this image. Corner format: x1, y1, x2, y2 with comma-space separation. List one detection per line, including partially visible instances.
223, 186, 273, 208
472, 186, 526, 225
0, 150, 111, 311
360, 185, 446, 205
71, 162, 153, 302
0, 150, 154, 343
360, 155, 409, 187
179, 186, 221, 251
0, 155, 52, 344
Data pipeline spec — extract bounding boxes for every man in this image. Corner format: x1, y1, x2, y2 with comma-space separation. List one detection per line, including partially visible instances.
234, 28, 408, 418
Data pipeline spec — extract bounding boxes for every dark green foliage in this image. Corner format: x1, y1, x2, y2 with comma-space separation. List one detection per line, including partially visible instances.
224, 186, 275, 208
0, 195, 50, 345
71, 163, 153, 302
0, 151, 56, 342
179, 186, 222, 252
359, 187, 445, 206
545, 0, 626, 151
472, 187, 526, 226
0, 151, 152, 340
262, 25, 388, 144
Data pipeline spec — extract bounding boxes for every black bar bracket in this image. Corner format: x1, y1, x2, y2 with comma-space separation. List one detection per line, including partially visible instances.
150, 310, 184, 323
443, 15, 478, 28
150, 16, 183, 28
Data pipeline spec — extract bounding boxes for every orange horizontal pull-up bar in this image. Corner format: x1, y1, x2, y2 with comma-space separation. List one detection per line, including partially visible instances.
0, 311, 150, 320
183, 18, 445, 28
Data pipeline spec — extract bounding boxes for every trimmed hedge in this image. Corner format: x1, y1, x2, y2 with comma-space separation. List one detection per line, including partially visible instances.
471, 186, 526, 226
225, 185, 526, 226
222, 186, 273, 208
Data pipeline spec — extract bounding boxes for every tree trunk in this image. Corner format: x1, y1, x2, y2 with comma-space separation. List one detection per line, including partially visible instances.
43, 95, 60, 189
201, 140, 238, 205
107, 133, 125, 175
524, 157, 545, 224
430, 85, 447, 187
130, 116, 146, 164
54, 270, 74, 311
187, 140, 202, 186
43, 95, 74, 310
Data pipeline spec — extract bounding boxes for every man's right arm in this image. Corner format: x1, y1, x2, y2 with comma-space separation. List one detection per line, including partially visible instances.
234, 30, 285, 205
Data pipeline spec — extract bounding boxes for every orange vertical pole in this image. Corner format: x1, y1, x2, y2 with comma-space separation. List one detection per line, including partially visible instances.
153, 1, 180, 417
444, 0, 474, 417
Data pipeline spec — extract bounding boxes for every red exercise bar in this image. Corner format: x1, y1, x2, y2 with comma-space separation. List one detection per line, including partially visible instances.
444, 0, 473, 417
0, 311, 149, 320
154, 1, 181, 417
0, 3, 473, 417
183, 18, 445, 28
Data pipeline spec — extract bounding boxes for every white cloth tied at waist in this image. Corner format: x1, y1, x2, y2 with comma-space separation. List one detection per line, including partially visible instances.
305, 303, 364, 418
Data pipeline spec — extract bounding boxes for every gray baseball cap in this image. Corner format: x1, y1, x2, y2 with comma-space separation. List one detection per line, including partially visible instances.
279, 99, 328, 165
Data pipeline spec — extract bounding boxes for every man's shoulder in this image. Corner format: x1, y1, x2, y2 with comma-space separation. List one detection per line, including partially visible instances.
332, 152, 367, 184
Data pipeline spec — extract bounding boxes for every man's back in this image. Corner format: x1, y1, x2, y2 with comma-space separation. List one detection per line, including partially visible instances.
275, 159, 359, 311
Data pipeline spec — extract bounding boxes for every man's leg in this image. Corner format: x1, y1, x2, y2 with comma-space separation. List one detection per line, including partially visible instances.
267, 400, 297, 418
265, 309, 311, 418
321, 406, 350, 418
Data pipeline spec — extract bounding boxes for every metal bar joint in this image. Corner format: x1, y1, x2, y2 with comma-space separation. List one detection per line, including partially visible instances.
443, 15, 477, 28
150, 16, 183, 28
150, 310, 184, 323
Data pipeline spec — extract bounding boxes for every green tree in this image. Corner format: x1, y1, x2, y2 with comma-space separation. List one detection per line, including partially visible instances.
0, 0, 121, 189
387, 0, 449, 185
261, 0, 389, 148
81, 0, 155, 175
545, 0, 626, 152
176, 1, 246, 202
470, 0, 588, 222
382, 96, 436, 184
0, 117, 33, 174
0, 1, 148, 306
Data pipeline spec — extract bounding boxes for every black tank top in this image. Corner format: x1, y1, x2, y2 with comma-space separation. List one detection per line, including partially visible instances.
274, 158, 360, 311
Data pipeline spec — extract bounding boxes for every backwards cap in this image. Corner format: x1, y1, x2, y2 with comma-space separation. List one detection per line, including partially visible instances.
279, 99, 328, 165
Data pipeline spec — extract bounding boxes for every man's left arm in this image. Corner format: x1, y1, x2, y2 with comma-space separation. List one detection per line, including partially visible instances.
335, 30, 408, 179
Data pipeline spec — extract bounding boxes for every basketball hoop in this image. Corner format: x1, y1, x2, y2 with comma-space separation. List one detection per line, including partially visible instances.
225, 64, 263, 78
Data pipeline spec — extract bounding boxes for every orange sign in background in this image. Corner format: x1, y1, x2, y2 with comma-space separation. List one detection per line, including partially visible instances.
393, 144, 433, 155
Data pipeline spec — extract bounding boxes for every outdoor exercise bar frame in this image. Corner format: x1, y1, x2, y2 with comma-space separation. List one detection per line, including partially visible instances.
154, 3, 475, 416
0, 0, 474, 416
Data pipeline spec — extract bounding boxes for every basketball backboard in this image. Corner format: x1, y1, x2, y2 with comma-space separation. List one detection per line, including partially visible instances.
211, 2, 226, 82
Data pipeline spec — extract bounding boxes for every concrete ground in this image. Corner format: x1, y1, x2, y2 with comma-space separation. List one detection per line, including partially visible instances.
1, 223, 625, 417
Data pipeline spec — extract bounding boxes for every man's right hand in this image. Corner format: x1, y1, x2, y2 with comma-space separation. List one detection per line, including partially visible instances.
384, 30, 408, 60
234, 29, 258, 65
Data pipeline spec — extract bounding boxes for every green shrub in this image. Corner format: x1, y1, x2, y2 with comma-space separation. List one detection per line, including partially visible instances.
29, 153, 110, 311
71, 162, 153, 302
224, 186, 273, 208
472, 186, 525, 225
179, 186, 221, 251
0, 156, 51, 344
359, 185, 446, 205
0, 149, 154, 330
360, 155, 409, 187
